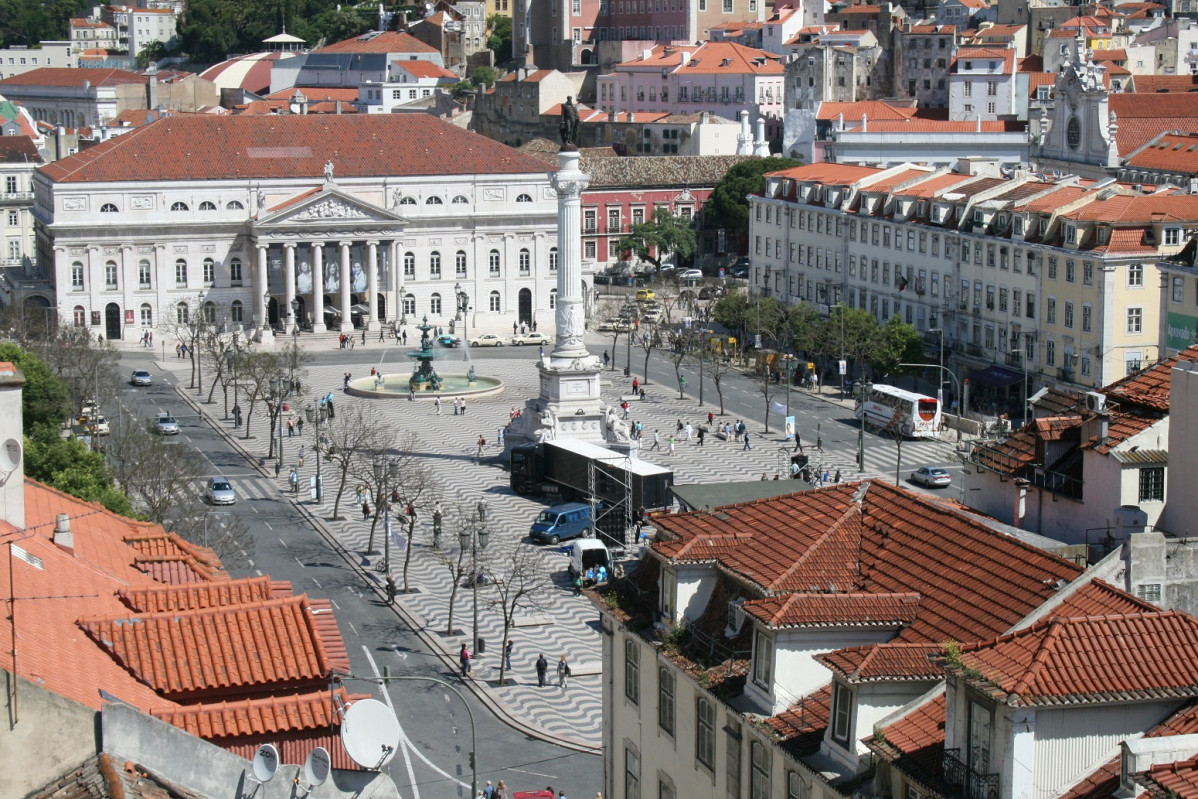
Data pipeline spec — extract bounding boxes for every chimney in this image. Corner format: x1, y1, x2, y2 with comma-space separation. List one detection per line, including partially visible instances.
681, 52, 692, 65
146, 63, 158, 110
861, 112, 867, 132
55, 125, 66, 158
53, 513, 74, 552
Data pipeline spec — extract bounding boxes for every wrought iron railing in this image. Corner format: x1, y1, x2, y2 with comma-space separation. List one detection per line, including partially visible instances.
941, 749, 999, 799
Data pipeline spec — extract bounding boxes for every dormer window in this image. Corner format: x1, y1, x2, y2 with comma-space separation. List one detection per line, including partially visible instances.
831, 682, 854, 745
1066, 225, 1077, 244
1165, 227, 1181, 246
1014, 216, 1025, 235
752, 629, 773, 689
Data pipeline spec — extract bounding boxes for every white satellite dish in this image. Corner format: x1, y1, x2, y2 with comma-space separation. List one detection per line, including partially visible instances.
251, 743, 280, 783
340, 698, 401, 769
303, 747, 331, 787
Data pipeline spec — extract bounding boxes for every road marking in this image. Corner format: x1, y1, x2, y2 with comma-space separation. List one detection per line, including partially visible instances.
360, 646, 423, 798
347, 621, 357, 636
295, 556, 305, 569
311, 577, 322, 589
255, 569, 263, 576
278, 538, 288, 548
330, 598, 340, 610
264, 522, 273, 531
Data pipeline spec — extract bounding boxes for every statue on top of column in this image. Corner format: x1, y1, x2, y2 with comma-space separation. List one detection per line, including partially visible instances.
559, 97, 579, 148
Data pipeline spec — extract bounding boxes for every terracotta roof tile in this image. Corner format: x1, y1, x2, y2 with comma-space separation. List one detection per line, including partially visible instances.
0, 67, 146, 88
1109, 94, 1198, 154
870, 693, 947, 774
742, 591, 921, 629
898, 172, 973, 198
767, 684, 832, 755
78, 594, 341, 698
0, 135, 43, 165
263, 86, 359, 102
1125, 132, 1198, 174
1062, 194, 1198, 223
1131, 74, 1198, 93
1139, 755, 1198, 799
38, 115, 551, 183
1103, 343, 1198, 412
817, 100, 917, 121
1087, 227, 1156, 255
767, 162, 881, 186
316, 30, 438, 54
673, 42, 783, 74
818, 641, 941, 682
119, 575, 288, 613
394, 60, 459, 79
952, 612, 1198, 707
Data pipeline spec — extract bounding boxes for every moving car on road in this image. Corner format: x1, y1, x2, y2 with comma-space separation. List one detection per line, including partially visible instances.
130, 369, 153, 386
678, 268, 703, 280
469, 333, 505, 347
205, 476, 237, 505
510, 331, 551, 346
154, 412, 179, 435
435, 334, 461, 347
910, 465, 952, 488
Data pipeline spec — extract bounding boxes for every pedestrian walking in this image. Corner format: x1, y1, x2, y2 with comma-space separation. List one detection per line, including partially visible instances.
557, 655, 570, 688
621, 401, 629, 419
453, 397, 459, 415
603, 350, 610, 367
632, 377, 639, 393
362, 499, 371, 521
435, 396, 441, 414
494, 781, 509, 799
459, 644, 471, 676
460, 397, 467, 415
477, 498, 488, 522
298, 446, 306, 468
296, 417, 304, 436
289, 468, 299, 494
707, 411, 714, 426
343, 372, 351, 389
684, 423, 693, 440
539, 345, 544, 358
794, 432, 803, 453
505, 640, 514, 671
536, 654, 548, 686
650, 430, 660, 451
483, 781, 495, 799
287, 418, 295, 437
477, 435, 486, 458
743, 431, 752, 451
697, 428, 705, 446
668, 435, 675, 455
676, 419, 683, 433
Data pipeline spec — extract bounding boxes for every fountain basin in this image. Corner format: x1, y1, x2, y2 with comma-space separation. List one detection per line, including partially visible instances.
346, 373, 504, 399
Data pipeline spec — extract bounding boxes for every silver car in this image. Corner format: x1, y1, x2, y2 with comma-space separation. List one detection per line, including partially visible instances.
155, 413, 179, 435
910, 465, 952, 488
205, 477, 236, 505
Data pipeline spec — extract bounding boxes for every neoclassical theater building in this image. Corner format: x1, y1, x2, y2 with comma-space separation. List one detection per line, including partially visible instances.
29, 114, 560, 341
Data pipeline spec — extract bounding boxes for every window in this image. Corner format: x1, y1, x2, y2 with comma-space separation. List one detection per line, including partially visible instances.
516, 193, 533, 203
103, 261, 118, 289
1139, 467, 1165, 501
403, 293, 416, 316
1129, 263, 1144, 287
174, 259, 187, 287
624, 640, 640, 704
1026, 292, 1035, 318
968, 701, 993, 777
1127, 307, 1143, 334
99, 203, 118, 213
175, 301, 189, 324
198, 201, 216, 211
696, 698, 715, 769
753, 630, 772, 688
399, 196, 416, 206
231, 300, 243, 323
203, 257, 215, 286
1165, 227, 1181, 246
659, 779, 675, 799
455, 251, 467, 277
1083, 261, 1093, 285
1046, 339, 1056, 366
1065, 260, 1075, 283
1136, 583, 1163, 603
426, 196, 443, 205
726, 720, 741, 799
430, 252, 442, 278
625, 746, 641, 799
549, 247, 558, 272
831, 683, 853, 745
1047, 298, 1056, 325
226, 200, 244, 210
1064, 301, 1074, 328
1174, 276, 1185, 303
549, 289, 557, 309
453, 195, 469, 204
1082, 304, 1092, 332
1048, 257, 1057, 280
750, 741, 771, 799
658, 666, 675, 735
519, 248, 531, 275
489, 291, 501, 312
404, 252, 416, 278
489, 249, 501, 276
170, 201, 189, 212
787, 772, 806, 799
73, 305, 85, 327
230, 257, 242, 284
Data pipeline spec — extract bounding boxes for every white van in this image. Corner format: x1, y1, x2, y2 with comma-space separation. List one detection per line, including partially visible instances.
568, 538, 611, 579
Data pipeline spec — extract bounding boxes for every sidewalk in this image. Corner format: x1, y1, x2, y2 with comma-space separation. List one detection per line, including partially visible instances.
156, 333, 842, 750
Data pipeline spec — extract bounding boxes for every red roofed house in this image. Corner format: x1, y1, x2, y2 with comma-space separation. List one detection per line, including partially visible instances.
355, 59, 461, 113
593, 477, 1176, 799
949, 44, 1018, 121
0, 362, 388, 796
28, 114, 559, 342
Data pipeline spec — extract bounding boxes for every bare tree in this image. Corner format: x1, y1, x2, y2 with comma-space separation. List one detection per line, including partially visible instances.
321, 404, 391, 523
237, 350, 290, 457
106, 409, 208, 526
593, 298, 632, 371
707, 343, 735, 416
173, 508, 257, 570
28, 328, 121, 419
485, 544, 554, 686
434, 504, 480, 636
160, 296, 210, 391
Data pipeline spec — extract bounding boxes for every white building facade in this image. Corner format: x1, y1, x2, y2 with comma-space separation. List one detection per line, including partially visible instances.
28, 114, 560, 342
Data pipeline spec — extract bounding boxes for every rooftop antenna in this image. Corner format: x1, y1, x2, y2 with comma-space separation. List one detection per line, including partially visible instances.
243, 743, 279, 798
340, 698, 401, 770
294, 747, 331, 796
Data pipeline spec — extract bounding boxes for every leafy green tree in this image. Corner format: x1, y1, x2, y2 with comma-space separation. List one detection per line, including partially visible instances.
614, 209, 696, 271
471, 65, 498, 88
24, 424, 137, 517
0, 342, 70, 429
487, 14, 512, 64
136, 40, 167, 69
702, 157, 800, 246
874, 315, 925, 376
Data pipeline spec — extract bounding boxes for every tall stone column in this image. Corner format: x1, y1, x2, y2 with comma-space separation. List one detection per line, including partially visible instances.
339, 241, 353, 333
256, 244, 273, 344
548, 149, 590, 362
366, 240, 380, 330
283, 242, 297, 334
311, 242, 326, 334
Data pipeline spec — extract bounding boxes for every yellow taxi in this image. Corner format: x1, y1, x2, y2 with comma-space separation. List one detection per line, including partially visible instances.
635, 288, 657, 302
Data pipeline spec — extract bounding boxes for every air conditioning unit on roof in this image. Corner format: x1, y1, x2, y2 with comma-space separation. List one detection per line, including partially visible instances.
1085, 391, 1106, 412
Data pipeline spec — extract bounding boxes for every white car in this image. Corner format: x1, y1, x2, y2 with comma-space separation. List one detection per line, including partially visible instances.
910, 465, 952, 488
78, 415, 110, 435
469, 333, 505, 347
510, 331, 551, 346
155, 413, 180, 435
678, 268, 703, 281
205, 476, 237, 505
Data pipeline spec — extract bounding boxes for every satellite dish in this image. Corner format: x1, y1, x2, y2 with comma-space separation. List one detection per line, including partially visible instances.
252, 743, 280, 783
303, 747, 331, 787
340, 698, 401, 769
0, 438, 22, 472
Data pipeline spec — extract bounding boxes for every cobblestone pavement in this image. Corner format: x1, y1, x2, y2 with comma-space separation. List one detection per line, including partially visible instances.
155, 333, 960, 751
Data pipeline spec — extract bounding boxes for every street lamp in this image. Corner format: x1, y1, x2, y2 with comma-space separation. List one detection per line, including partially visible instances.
196, 291, 206, 396
269, 377, 285, 477
229, 331, 243, 427
459, 517, 490, 658
290, 297, 300, 338
857, 378, 873, 473
373, 455, 399, 604
781, 353, 796, 417
304, 403, 326, 502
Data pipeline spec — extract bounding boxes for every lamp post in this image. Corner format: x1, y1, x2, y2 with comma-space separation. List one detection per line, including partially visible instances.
857, 378, 872, 472
269, 377, 285, 477
230, 332, 242, 427
698, 329, 712, 406
781, 354, 796, 417
196, 291, 206, 396
835, 303, 847, 399
304, 403, 326, 502
373, 455, 399, 604
459, 518, 490, 658
290, 297, 300, 339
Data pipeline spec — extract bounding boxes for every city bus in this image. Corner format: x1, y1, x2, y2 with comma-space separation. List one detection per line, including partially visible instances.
854, 384, 942, 438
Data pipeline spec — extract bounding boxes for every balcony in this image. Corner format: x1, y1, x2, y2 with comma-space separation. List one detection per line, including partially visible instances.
1, 192, 34, 205
1005, 352, 1023, 368
940, 749, 999, 799
583, 225, 599, 235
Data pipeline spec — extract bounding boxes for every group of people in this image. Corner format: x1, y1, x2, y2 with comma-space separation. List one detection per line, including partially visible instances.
432, 396, 470, 415
139, 331, 154, 347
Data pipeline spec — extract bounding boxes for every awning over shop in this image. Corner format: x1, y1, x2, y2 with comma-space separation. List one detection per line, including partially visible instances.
969, 364, 1024, 388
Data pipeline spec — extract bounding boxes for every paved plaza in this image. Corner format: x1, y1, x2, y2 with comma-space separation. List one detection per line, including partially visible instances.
157, 332, 959, 751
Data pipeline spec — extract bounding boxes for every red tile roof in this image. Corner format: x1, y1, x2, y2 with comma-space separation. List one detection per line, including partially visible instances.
674, 41, 783, 74
394, 60, 459, 79
316, 30, 438, 54
263, 86, 360, 102
79, 594, 345, 698
767, 162, 882, 186
1109, 94, 1198, 154
818, 641, 941, 682
0, 135, 43, 165
742, 591, 922, 628
118, 575, 289, 613
0, 67, 145, 88
1130, 74, 1198, 93
38, 114, 551, 184
1138, 755, 1198, 799
767, 684, 832, 755
1103, 343, 1198, 412
1124, 133, 1198, 174
1062, 193, 1198, 223
1062, 702, 1198, 799
951, 612, 1198, 707
817, 100, 917, 121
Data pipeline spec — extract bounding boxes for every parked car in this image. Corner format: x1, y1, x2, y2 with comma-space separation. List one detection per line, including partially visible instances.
635, 288, 657, 302
130, 369, 153, 386
435, 334, 461, 347
510, 331, 551, 346
78, 415, 110, 435
677, 268, 703, 281
205, 476, 237, 505
154, 412, 180, 435
469, 333, 505, 347
910, 465, 952, 488
597, 319, 633, 332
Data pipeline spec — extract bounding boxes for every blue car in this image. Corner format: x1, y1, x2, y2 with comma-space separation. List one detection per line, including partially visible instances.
435, 334, 461, 347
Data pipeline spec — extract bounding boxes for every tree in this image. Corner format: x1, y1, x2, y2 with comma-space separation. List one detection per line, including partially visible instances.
237, 350, 289, 455
594, 299, 633, 371
24, 425, 137, 516
320, 404, 391, 523
485, 544, 553, 686
874, 315, 925, 376
470, 65, 498, 89
709, 288, 755, 364
435, 502, 480, 636
614, 209, 696, 272
706, 338, 735, 415
702, 157, 801, 248
136, 40, 167, 69
106, 409, 207, 526
0, 342, 70, 429
486, 15, 512, 64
